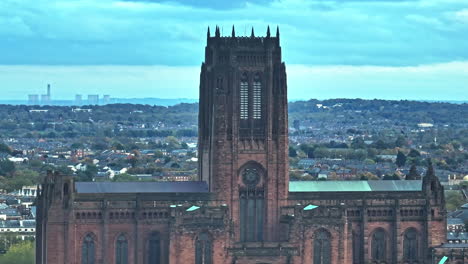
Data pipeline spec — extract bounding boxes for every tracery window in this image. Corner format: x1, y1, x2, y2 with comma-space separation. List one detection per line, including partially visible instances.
148, 232, 161, 264
371, 229, 386, 261
313, 230, 331, 264
115, 234, 128, 264
403, 228, 418, 260
195, 232, 212, 264
82, 234, 95, 264
239, 166, 264, 242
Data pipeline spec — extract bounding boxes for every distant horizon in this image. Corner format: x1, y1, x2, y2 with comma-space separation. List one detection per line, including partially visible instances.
1, 0, 467, 101
0, 97, 466, 106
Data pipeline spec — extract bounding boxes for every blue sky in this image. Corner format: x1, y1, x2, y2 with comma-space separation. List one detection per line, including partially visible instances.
0, 0, 467, 100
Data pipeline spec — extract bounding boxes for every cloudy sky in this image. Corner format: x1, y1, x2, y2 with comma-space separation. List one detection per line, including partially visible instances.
0, 0, 467, 100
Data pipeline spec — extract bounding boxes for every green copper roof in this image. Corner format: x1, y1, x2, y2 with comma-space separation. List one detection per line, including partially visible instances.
289, 180, 422, 192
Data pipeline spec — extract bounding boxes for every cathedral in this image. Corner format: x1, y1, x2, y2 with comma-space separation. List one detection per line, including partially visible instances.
37, 26, 450, 264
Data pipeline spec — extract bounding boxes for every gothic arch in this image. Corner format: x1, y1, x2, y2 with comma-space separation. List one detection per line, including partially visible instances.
81, 233, 97, 264
312, 229, 332, 264
238, 161, 265, 242
238, 161, 266, 186
147, 231, 162, 264
115, 233, 128, 264
403, 228, 419, 261
195, 232, 213, 264
370, 228, 388, 262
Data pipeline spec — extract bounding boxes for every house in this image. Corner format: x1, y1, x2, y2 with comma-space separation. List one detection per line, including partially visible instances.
448, 218, 465, 232
0, 208, 21, 220
447, 232, 468, 243
0, 220, 36, 233
298, 159, 316, 169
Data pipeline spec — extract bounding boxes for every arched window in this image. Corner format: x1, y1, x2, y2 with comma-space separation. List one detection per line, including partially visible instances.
313, 229, 331, 264
403, 228, 418, 260
82, 234, 95, 264
195, 232, 212, 264
239, 165, 264, 242
371, 229, 386, 261
240, 73, 249, 120
352, 231, 361, 264
115, 234, 128, 264
148, 232, 161, 264
252, 74, 262, 120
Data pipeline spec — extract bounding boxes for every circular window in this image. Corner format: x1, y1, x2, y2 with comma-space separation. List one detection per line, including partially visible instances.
242, 168, 260, 186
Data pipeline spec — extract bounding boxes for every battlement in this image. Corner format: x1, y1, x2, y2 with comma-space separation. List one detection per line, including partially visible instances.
207, 25, 280, 47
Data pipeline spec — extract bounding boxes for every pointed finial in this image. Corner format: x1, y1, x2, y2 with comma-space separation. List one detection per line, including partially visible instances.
207, 26, 210, 38
426, 159, 435, 178
266, 25, 271, 38
251, 27, 255, 37
232, 25, 235, 37
215, 26, 220, 37
276, 25, 280, 44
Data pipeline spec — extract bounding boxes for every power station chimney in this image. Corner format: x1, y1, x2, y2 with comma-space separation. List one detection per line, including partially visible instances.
47, 84, 51, 97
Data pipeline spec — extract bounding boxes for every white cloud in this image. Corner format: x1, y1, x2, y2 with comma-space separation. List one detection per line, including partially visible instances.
453, 9, 468, 24
1, 0, 468, 66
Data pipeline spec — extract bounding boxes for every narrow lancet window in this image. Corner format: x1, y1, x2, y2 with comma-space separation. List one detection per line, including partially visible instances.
195, 232, 212, 264
148, 232, 161, 264
252, 74, 262, 119
82, 234, 95, 264
239, 167, 264, 242
313, 230, 331, 264
115, 234, 128, 264
371, 229, 386, 261
403, 228, 418, 260
240, 73, 249, 120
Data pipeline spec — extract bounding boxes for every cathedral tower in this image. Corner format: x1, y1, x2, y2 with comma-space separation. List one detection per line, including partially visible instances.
198, 26, 289, 241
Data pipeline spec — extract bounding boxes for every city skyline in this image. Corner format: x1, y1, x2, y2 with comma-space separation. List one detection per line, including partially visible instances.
1, 0, 467, 100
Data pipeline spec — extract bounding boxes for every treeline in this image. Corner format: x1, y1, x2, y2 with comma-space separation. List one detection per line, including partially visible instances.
289, 99, 468, 125
0, 99, 466, 138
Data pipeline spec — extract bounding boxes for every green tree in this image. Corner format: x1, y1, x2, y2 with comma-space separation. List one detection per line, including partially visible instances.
394, 136, 407, 148
70, 143, 84, 150
396, 151, 407, 167
170, 162, 181, 168
0, 241, 34, 264
165, 136, 180, 149
446, 191, 465, 211
76, 164, 98, 182
0, 160, 16, 176
351, 137, 366, 149
408, 149, 421, 158
373, 139, 388, 150
3, 169, 41, 192
112, 173, 136, 182
0, 143, 12, 154
112, 142, 125, 150
313, 148, 330, 158
288, 146, 297, 157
